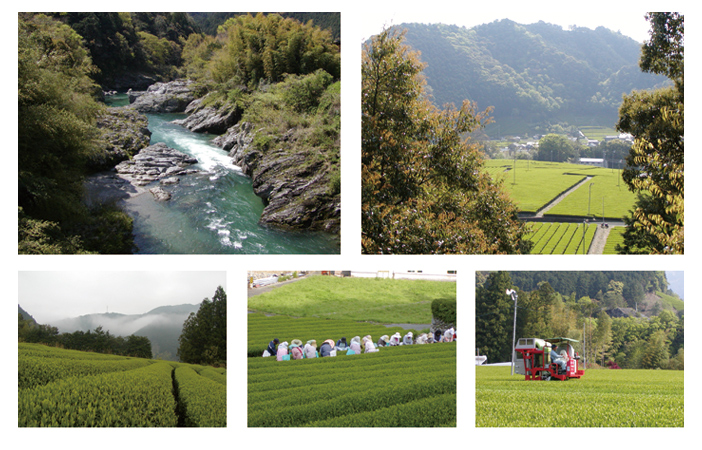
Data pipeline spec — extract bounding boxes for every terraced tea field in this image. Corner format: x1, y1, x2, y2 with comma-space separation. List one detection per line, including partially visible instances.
485, 159, 636, 254
247, 275, 456, 427
18, 343, 226, 427
476, 366, 683, 427
486, 159, 635, 219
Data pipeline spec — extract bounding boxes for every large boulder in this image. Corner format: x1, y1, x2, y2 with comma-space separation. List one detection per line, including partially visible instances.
128, 80, 196, 113
172, 98, 243, 134
114, 142, 199, 188
88, 107, 151, 172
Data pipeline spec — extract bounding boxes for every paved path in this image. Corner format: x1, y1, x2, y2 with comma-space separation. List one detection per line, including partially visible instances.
534, 176, 592, 218
588, 225, 611, 254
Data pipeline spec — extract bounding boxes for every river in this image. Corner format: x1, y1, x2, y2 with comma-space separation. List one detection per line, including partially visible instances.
101, 94, 340, 254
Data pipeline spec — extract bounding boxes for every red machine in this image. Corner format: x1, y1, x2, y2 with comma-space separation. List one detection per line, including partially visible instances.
514, 337, 584, 381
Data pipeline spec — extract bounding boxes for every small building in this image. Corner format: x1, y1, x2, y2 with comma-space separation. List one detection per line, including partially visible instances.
579, 157, 605, 167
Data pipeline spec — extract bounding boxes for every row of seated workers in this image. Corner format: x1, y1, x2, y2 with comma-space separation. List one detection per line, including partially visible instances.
264, 328, 456, 360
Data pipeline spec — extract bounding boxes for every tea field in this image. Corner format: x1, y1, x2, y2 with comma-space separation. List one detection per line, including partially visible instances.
485, 159, 635, 219
525, 221, 597, 254
247, 275, 457, 427
248, 342, 456, 427
476, 366, 683, 427
18, 343, 226, 427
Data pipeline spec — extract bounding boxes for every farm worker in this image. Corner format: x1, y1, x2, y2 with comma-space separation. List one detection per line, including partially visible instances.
336, 337, 348, 351
416, 333, 428, 344
434, 330, 443, 342
303, 340, 318, 359
426, 333, 435, 344
265, 338, 279, 357
444, 328, 455, 343
319, 339, 336, 357
403, 332, 414, 345
377, 335, 390, 347
290, 339, 304, 360
389, 332, 401, 346
276, 341, 289, 361
363, 336, 379, 353
550, 348, 567, 372
349, 336, 362, 354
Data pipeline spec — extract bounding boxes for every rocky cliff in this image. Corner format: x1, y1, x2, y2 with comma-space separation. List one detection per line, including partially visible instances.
213, 122, 340, 233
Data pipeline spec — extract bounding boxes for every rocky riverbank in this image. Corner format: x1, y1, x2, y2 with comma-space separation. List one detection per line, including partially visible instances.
106, 79, 340, 233
126, 79, 340, 234
214, 122, 340, 233
89, 107, 151, 171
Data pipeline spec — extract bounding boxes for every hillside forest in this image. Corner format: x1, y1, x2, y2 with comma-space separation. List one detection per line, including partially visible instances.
476, 271, 683, 371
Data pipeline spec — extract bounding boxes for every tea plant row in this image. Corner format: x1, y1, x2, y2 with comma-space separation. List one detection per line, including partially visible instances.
526, 222, 597, 254
18, 343, 226, 427
248, 343, 456, 427
248, 312, 425, 357
475, 366, 683, 427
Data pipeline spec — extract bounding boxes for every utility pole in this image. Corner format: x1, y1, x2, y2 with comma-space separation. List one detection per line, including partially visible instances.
506, 289, 518, 375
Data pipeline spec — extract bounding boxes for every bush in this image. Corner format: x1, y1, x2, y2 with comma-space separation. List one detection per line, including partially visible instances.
431, 298, 457, 326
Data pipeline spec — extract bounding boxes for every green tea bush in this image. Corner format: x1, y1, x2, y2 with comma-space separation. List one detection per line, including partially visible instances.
431, 298, 457, 326
476, 366, 683, 427
174, 366, 226, 427
248, 343, 456, 427
18, 362, 178, 427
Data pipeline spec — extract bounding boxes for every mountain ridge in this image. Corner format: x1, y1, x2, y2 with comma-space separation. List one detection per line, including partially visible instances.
391, 20, 669, 133
43, 303, 201, 360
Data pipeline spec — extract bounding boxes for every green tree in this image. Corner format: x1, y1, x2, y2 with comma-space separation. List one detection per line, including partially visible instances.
177, 286, 227, 366
641, 329, 669, 369
18, 14, 135, 254
476, 272, 516, 363
616, 12, 683, 254
593, 310, 612, 366
362, 28, 530, 254
205, 13, 339, 88
535, 133, 577, 162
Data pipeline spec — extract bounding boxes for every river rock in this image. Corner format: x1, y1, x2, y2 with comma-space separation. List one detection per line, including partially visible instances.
214, 121, 255, 154
149, 186, 172, 201
88, 107, 151, 172
128, 80, 196, 113
172, 97, 243, 134
115, 142, 199, 188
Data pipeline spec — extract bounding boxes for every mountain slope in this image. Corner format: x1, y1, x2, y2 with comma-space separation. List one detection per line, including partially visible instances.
49, 303, 201, 360
394, 20, 669, 130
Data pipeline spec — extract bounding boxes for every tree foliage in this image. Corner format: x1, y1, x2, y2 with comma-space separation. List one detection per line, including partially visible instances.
18, 14, 135, 254
535, 133, 578, 162
475, 272, 516, 363
18, 314, 152, 359
195, 13, 339, 88
177, 286, 227, 367
616, 12, 684, 254
362, 28, 530, 254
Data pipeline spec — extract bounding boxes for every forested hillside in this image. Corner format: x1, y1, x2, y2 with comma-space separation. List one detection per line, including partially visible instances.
396, 20, 670, 130
476, 271, 684, 370
188, 12, 340, 40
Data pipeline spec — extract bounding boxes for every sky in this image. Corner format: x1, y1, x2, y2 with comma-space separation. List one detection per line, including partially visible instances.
18, 271, 226, 324
360, 5, 655, 43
